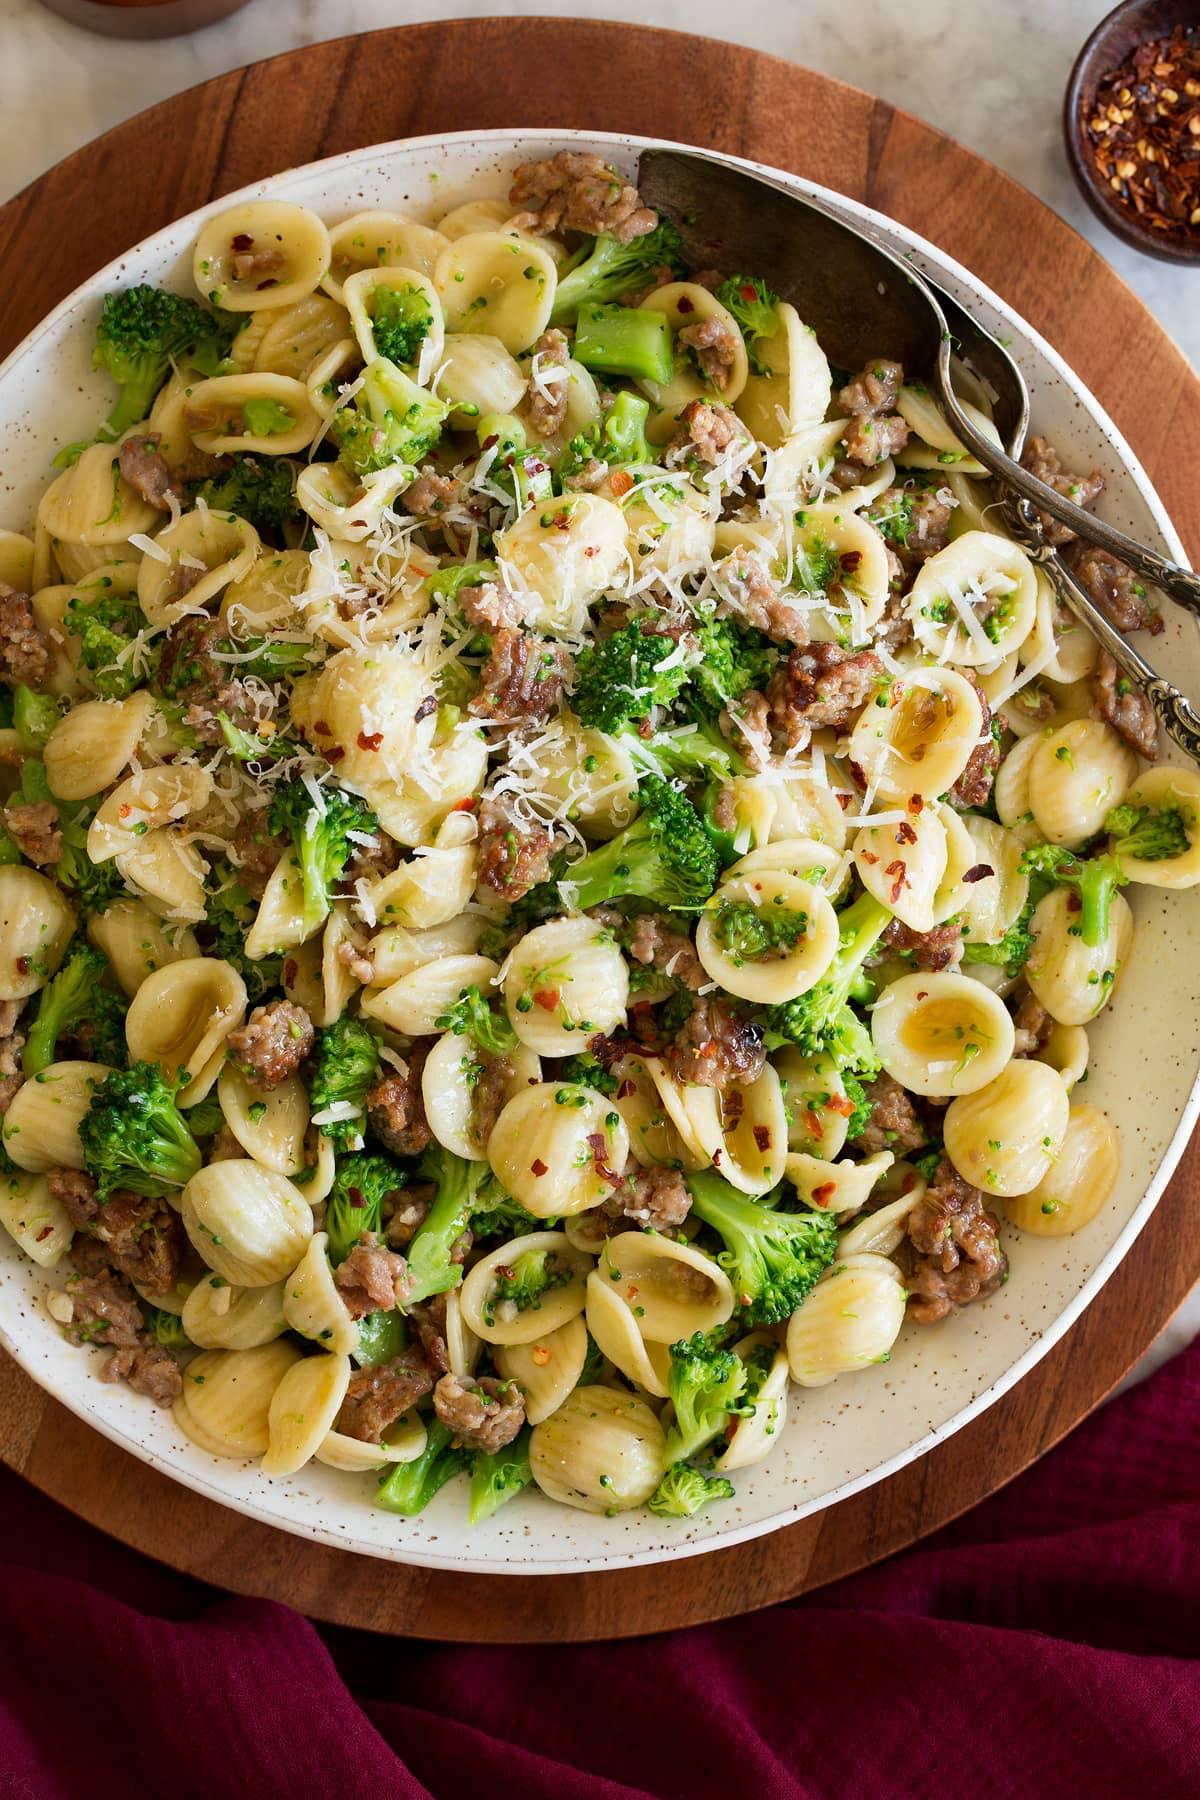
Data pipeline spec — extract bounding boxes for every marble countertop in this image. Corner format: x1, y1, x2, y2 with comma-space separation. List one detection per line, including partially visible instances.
0, 0, 1196, 1379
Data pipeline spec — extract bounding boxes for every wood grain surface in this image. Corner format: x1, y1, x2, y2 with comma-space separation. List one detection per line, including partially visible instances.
1, 17, 1198, 1643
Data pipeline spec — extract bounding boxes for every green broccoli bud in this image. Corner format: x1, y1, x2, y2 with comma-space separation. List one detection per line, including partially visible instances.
13, 686, 60, 751
574, 302, 674, 386
85, 285, 236, 445
689, 616, 777, 717
647, 1460, 736, 1517
687, 1169, 839, 1326
714, 274, 782, 376
709, 895, 812, 966
434, 984, 518, 1059
63, 588, 157, 698
629, 717, 746, 788
330, 356, 448, 478
468, 1423, 534, 1524
1105, 799, 1192, 863
307, 1016, 381, 1153
241, 397, 295, 438
761, 891, 890, 1074
554, 1053, 619, 1096
366, 282, 434, 367
217, 715, 294, 762
23, 941, 127, 1075
268, 780, 379, 937
556, 390, 656, 486
325, 1150, 409, 1265
77, 1061, 202, 1200
554, 774, 718, 912
374, 1418, 469, 1516
188, 453, 301, 533
1020, 843, 1128, 949
143, 1307, 192, 1351
572, 620, 694, 734
841, 1070, 871, 1142
663, 1330, 750, 1464
549, 221, 685, 325
482, 1245, 573, 1329
962, 900, 1036, 977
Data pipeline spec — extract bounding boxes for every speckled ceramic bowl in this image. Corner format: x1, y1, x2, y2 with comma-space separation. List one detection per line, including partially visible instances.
1, 130, 1196, 1576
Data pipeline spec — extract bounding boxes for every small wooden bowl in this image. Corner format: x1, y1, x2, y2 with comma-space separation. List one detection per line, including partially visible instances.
1064, 0, 1200, 265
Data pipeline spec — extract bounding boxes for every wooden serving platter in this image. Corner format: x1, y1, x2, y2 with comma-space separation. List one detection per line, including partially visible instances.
1, 18, 1198, 1643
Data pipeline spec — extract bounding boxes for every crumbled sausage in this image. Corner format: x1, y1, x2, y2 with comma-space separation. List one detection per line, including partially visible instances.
476, 792, 558, 900
663, 398, 748, 469
2, 801, 61, 866
1020, 435, 1104, 546
1011, 991, 1052, 1058
600, 1163, 692, 1232
866, 482, 955, 571
0, 998, 25, 1116
335, 1348, 433, 1442
509, 151, 658, 243
118, 431, 175, 509
432, 1371, 526, 1452
470, 1053, 514, 1151
231, 241, 286, 282
855, 1074, 928, 1156
230, 806, 288, 900
403, 467, 463, 518
383, 1186, 432, 1248
457, 580, 525, 632
52, 1171, 184, 1297
158, 616, 265, 748
1062, 541, 1162, 635
839, 359, 905, 416
837, 359, 910, 467
62, 1267, 144, 1349
406, 1293, 450, 1375
562, 458, 609, 492
678, 315, 741, 391
469, 629, 572, 730
366, 1054, 433, 1160
905, 1158, 1007, 1323
1091, 649, 1158, 760
766, 642, 883, 742
101, 1340, 183, 1405
947, 672, 1002, 809
625, 911, 707, 991
882, 916, 964, 972
841, 412, 910, 466
666, 995, 766, 1090
335, 936, 375, 987
0, 582, 49, 688
226, 999, 314, 1090
332, 1231, 411, 1318
524, 327, 572, 438
713, 551, 810, 646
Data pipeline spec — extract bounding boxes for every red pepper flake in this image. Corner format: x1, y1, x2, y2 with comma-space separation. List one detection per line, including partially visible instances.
324, 745, 344, 764
616, 1079, 636, 1100
884, 858, 910, 903
413, 696, 437, 724
752, 1125, 771, 1152
450, 796, 477, 813
961, 862, 996, 884
530, 1158, 548, 1177
35, 1224, 52, 1242
585, 1131, 622, 1187
678, 295, 695, 313
908, 794, 924, 814
530, 1344, 552, 1367
738, 282, 757, 303
1085, 24, 1200, 241
356, 729, 383, 751
15, 957, 29, 976
313, 718, 333, 737
610, 468, 635, 498
847, 763, 867, 792
231, 232, 253, 251
896, 820, 918, 846
1067, 892, 1083, 912
283, 959, 298, 986
840, 550, 862, 573
812, 1181, 837, 1207
828, 1094, 856, 1118
533, 987, 559, 1012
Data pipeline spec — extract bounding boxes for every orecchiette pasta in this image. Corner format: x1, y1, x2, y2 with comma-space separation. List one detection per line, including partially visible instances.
529, 1386, 666, 1513
180, 1162, 313, 1287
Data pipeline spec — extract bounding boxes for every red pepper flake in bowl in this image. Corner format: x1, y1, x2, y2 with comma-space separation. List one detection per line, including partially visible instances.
1085, 23, 1200, 240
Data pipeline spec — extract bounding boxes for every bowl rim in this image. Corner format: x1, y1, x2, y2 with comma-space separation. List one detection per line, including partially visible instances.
0, 123, 1196, 1576
1062, 0, 1200, 266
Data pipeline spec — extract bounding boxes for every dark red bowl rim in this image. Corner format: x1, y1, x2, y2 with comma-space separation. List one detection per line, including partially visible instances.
1063, 0, 1200, 267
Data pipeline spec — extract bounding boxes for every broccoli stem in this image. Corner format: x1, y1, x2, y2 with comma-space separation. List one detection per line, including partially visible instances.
374, 1419, 467, 1516
574, 303, 674, 385
468, 1424, 534, 1524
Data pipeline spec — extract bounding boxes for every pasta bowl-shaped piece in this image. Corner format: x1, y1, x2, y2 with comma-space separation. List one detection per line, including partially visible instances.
126, 957, 248, 1107
458, 1231, 591, 1346
601, 1230, 734, 1344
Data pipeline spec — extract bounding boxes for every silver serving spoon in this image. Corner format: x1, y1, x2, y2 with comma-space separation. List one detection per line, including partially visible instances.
638, 147, 1200, 764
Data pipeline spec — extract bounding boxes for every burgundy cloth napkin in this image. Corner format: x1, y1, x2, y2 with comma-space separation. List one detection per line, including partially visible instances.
3, 1335, 1199, 1800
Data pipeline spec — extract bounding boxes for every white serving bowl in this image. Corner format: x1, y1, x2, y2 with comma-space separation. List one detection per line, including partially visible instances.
1, 129, 1197, 1577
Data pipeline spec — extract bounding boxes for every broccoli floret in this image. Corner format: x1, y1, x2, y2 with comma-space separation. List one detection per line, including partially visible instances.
374, 1418, 469, 1516
217, 715, 294, 762
77, 1061, 202, 1201
367, 281, 434, 367
1105, 800, 1192, 863
23, 942, 127, 1075
647, 1461, 736, 1517
555, 1052, 619, 1096
1020, 843, 1128, 949
962, 900, 1036, 977
912, 1146, 944, 1182
710, 895, 812, 965
188, 453, 301, 533
630, 717, 746, 786
713, 274, 781, 376
268, 781, 379, 937
307, 1017, 380, 1153
555, 774, 718, 912
549, 221, 685, 325
689, 616, 776, 717
326, 1150, 409, 1265
762, 891, 890, 1074
687, 1169, 839, 1326
89, 285, 235, 443
469, 1423, 534, 1524
330, 356, 448, 478
842, 1069, 871, 1142
402, 1145, 488, 1308
143, 1307, 191, 1351
468, 1170, 548, 1236
572, 621, 694, 733
663, 1330, 749, 1464
475, 412, 554, 505
185, 1091, 225, 1140
434, 984, 518, 1059
574, 303, 674, 385
482, 1245, 572, 1329
63, 588, 156, 698
19, 766, 125, 915
556, 390, 656, 486
13, 687, 59, 752
205, 874, 284, 1002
